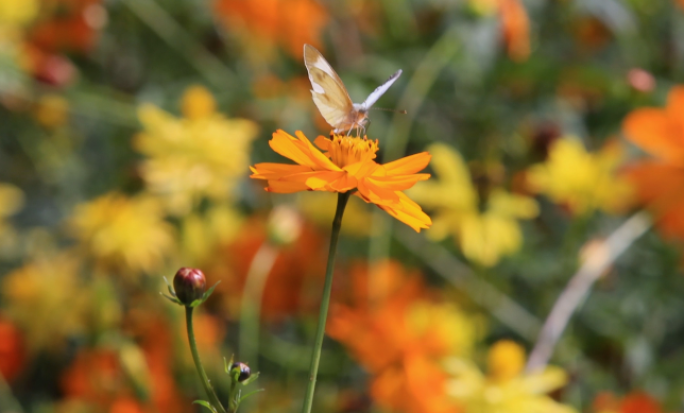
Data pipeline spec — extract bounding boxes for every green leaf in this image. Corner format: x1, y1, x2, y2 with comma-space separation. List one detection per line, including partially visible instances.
193, 400, 219, 413
240, 371, 260, 386
189, 281, 221, 307
238, 388, 264, 402
163, 276, 177, 297
224, 355, 234, 374
160, 292, 182, 305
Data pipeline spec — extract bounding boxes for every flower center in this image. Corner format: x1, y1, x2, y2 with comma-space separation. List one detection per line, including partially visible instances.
328, 135, 379, 168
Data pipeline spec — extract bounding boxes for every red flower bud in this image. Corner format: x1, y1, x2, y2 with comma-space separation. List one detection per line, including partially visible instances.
173, 267, 206, 306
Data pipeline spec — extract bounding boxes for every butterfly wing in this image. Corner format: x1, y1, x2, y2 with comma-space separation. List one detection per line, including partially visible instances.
304, 44, 355, 129
359, 69, 402, 110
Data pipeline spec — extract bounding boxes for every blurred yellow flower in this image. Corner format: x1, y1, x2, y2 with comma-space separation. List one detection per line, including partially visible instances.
409, 143, 538, 267
0, 183, 24, 254
445, 340, 577, 413
297, 192, 375, 236
2, 253, 88, 352
0, 182, 23, 222
526, 137, 633, 216
180, 204, 242, 264
68, 192, 175, 274
134, 85, 258, 215
0, 0, 38, 27
34, 94, 69, 128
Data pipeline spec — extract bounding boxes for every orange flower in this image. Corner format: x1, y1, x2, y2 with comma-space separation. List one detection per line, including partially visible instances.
328, 260, 479, 413
592, 391, 663, 413
250, 130, 432, 232
499, 0, 530, 62
213, 0, 328, 60
623, 85, 684, 239
0, 316, 25, 381
29, 0, 105, 53
220, 216, 326, 319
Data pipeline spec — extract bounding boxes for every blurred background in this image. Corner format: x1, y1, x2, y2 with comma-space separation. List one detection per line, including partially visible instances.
1, 0, 684, 412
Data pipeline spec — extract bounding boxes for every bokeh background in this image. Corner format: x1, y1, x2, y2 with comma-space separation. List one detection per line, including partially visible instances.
1, 0, 684, 412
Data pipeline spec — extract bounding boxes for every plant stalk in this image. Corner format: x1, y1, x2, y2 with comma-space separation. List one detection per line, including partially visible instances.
186, 306, 227, 413
301, 192, 350, 413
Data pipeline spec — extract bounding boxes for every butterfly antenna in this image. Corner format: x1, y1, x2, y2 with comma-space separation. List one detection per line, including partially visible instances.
370, 107, 408, 115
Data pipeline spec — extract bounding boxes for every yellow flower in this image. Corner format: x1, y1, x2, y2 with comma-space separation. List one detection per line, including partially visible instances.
134, 85, 258, 215
526, 137, 633, 215
0, 182, 23, 219
408, 143, 538, 266
0, 183, 23, 254
445, 340, 577, 413
68, 192, 175, 274
180, 204, 242, 264
2, 253, 88, 352
296, 192, 375, 236
34, 94, 70, 128
0, 0, 38, 27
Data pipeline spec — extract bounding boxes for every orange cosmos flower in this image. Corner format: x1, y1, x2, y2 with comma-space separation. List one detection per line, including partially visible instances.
499, 0, 530, 62
623, 85, 684, 239
250, 130, 432, 232
214, 0, 328, 60
593, 391, 664, 413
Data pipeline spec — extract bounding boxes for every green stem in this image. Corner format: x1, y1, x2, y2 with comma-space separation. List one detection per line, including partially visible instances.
186, 306, 227, 413
301, 192, 351, 413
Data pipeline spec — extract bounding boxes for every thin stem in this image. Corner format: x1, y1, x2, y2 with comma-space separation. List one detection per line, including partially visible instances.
186, 306, 228, 413
525, 211, 652, 372
301, 192, 351, 413
239, 242, 278, 375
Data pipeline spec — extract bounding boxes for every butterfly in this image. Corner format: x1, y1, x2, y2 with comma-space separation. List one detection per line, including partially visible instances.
304, 44, 402, 135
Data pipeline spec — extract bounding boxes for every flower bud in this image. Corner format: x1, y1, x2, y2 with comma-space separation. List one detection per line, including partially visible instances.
230, 362, 251, 382
173, 267, 206, 305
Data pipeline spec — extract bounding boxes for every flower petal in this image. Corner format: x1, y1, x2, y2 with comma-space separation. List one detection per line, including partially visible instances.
314, 135, 331, 151
304, 171, 349, 190
250, 162, 313, 179
358, 178, 400, 204
266, 179, 313, 193
381, 152, 431, 176
366, 173, 431, 191
269, 130, 340, 171
623, 109, 684, 163
375, 192, 432, 232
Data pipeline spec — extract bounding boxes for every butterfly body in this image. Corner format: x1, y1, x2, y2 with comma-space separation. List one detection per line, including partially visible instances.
304, 44, 402, 134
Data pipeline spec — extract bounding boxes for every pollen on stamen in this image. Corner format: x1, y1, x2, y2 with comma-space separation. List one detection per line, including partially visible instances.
328, 135, 379, 168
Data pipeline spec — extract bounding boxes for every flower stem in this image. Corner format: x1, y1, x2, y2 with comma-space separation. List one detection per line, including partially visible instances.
186, 306, 227, 413
301, 192, 350, 413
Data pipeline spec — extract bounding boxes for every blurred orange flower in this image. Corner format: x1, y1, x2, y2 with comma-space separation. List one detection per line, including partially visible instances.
329, 260, 480, 413
214, 0, 328, 60
215, 215, 326, 320
467, 0, 530, 61
0, 316, 25, 381
593, 391, 664, 413
61, 318, 187, 412
622, 85, 684, 239
499, 0, 530, 62
250, 130, 432, 232
29, 0, 106, 53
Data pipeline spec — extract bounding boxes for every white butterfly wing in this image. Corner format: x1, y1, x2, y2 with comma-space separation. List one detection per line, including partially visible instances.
303, 44, 355, 129
359, 69, 402, 110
